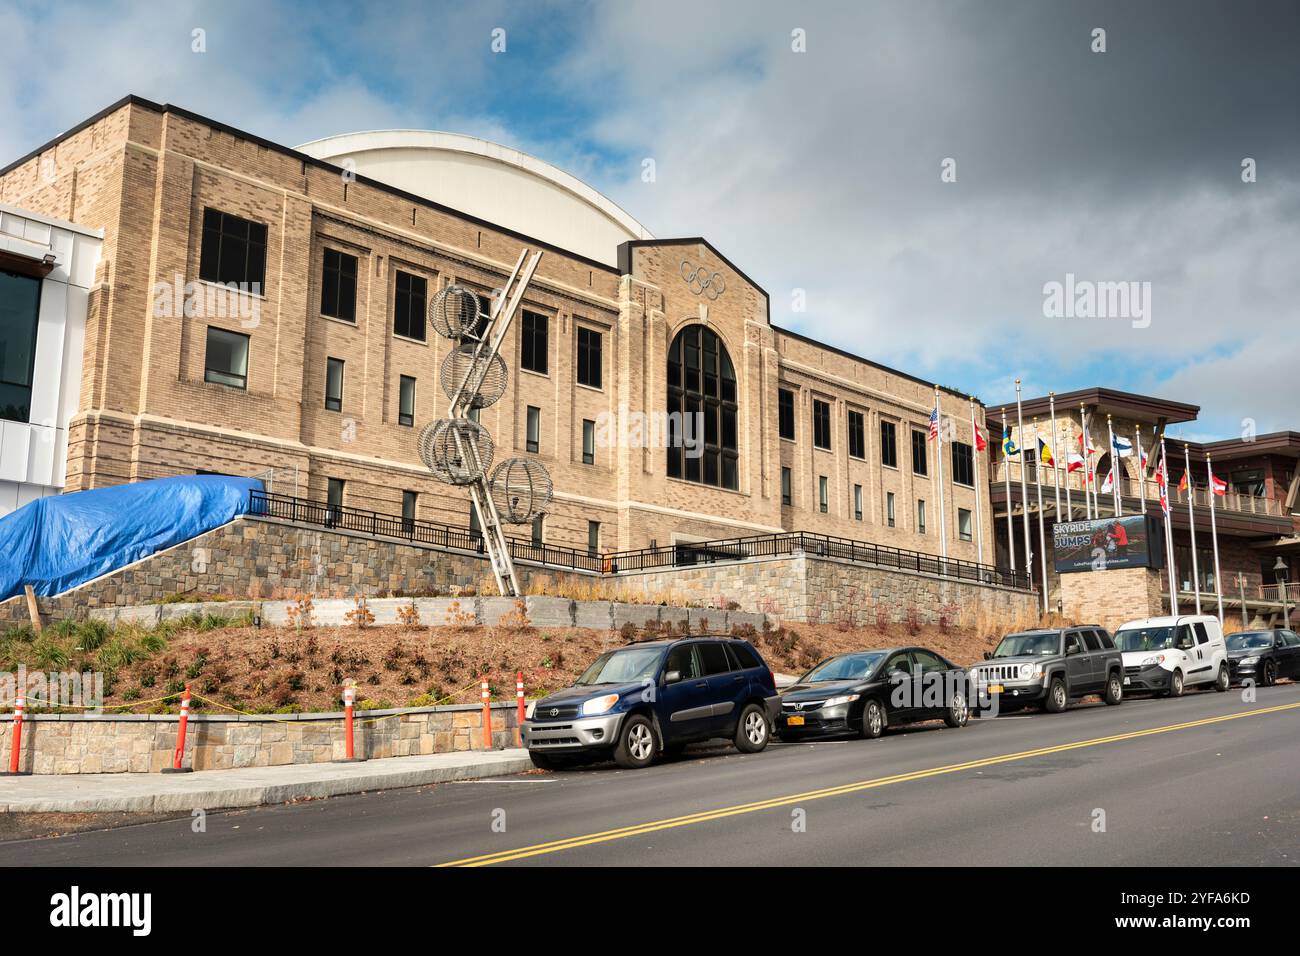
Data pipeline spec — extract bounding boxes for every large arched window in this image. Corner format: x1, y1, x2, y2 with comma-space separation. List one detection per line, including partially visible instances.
667, 324, 739, 489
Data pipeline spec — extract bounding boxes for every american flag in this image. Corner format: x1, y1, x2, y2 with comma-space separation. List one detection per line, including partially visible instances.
928, 405, 940, 442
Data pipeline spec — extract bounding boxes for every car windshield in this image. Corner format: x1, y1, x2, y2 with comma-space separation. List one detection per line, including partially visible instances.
801, 652, 886, 682
1227, 632, 1274, 650
992, 632, 1060, 657
575, 647, 664, 685
1115, 626, 1175, 652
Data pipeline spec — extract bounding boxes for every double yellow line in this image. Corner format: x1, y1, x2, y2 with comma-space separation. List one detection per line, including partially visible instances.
436, 700, 1300, 866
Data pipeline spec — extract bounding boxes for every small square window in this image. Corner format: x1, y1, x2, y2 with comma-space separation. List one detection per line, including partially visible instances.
204, 327, 249, 389
200, 208, 267, 289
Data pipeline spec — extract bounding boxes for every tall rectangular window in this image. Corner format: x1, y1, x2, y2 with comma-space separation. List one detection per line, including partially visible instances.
521, 310, 548, 374
917, 499, 927, 534
402, 490, 417, 524
393, 270, 427, 341
526, 405, 540, 453
576, 326, 602, 388
887, 491, 896, 527
781, 466, 792, 506
951, 441, 974, 487
854, 484, 863, 520
848, 409, 865, 459
912, 429, 928, 476
204, 326, 249, 389
0, 269, 42, 423
199, 208, 267, 289
469, 502, 482, 539
880, 420, 898, 468
324, 357, 344, 411
320, 248, 357, 322
582, 419, 596, 464
813, 399, 832, 450
818, 475, 829, 513
326, 478, 344, 525
587, 520, 600, 557
531, 514, 544, 547
778, 388, 796, 440
958, 508, 973, 541
398, 375, 416, 426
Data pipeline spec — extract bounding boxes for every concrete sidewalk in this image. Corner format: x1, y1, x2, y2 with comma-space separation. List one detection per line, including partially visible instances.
0, 748, 533, 814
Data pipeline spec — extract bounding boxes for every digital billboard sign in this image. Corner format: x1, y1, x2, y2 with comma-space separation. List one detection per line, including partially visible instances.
1051, 514, 1165, 574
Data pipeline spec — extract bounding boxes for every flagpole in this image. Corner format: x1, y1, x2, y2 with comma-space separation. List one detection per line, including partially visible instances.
970, 396, 985, 566
1106, 414, 1122, 517
934, 387, 948, 571
1135, 423, 1147, 515
1207, 452, 1224, 625
1015, 380, 1033, 590
1002, 408, 1016, 572
1160, 436, 1179, 614
1183, 442, 1202, 615
1033, 417, 1049, 615
1049, 392, 1064, 523
1081, 405, 1094, 520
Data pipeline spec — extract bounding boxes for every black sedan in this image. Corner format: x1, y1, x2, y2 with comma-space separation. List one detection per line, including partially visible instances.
1227, 629, 1300, 686
775, 646, 970, 741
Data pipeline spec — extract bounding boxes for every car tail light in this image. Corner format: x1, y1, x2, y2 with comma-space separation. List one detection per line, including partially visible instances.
769, 669, 776, 687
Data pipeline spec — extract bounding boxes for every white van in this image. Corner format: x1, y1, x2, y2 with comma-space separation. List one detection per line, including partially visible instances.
1112, 615, 1230, 697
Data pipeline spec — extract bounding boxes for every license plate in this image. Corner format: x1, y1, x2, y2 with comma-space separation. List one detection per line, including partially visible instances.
786, 715, 805, 726
1124, 677, 1131, 685
988, 684, 1004, 695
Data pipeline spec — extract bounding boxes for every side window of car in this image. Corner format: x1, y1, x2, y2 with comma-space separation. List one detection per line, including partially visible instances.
727, 642, 763, 670
665, 645, 701, 680
912, 649, 949, 673
1096, 630, 1116, 650
1282, 632, 1300, 648
1175, 624, 1194, 649
1081, 631, 1102, 652
885, 653, 913, 676
1064, 632, 1082, 654
1193, 623, 1210, 645
697, 642, 733, 676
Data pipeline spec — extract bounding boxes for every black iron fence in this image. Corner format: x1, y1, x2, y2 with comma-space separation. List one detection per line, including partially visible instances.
248, 490, 1031, 590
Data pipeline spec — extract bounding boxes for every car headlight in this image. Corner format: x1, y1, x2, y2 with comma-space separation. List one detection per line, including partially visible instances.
823, 694, 860, 707
580, 693, 620, 716
1141, 654, 1166, 667
1019, 663, 1037, 679
525, 699, 537, 719
1238, 656, 1259, 665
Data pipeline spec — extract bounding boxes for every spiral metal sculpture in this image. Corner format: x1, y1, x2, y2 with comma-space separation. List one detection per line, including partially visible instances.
490, 456, 555, 523
439, 343, 508, 408
428, 285, 483, 341
417, 418, 495, 485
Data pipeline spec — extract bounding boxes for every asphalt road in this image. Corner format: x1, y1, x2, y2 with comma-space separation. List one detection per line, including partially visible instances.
6, 684, 1299, 866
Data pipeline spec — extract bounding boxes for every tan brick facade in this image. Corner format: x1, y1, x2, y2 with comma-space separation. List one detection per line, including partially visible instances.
1, 98, 992, 564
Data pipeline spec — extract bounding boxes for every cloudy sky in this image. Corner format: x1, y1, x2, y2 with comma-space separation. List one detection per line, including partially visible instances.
3, 0, 1296, 439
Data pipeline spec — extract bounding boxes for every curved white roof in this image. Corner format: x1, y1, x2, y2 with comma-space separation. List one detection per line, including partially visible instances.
296, 130, 653, 266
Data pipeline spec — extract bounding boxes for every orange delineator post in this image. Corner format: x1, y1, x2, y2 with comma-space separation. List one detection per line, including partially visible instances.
343, 686, 356, 759
162, 685, 194, 773
516, 671, 526, 745
481, 677, 493, 750
5, 695, 25, 775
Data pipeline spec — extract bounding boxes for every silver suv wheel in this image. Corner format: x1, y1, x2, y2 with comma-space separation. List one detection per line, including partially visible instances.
627, 722, 654, 762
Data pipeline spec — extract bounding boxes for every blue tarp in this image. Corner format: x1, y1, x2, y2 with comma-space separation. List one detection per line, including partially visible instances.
0, 475, 262, 601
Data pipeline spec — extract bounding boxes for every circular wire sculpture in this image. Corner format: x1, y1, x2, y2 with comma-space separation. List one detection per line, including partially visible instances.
490, 457, 555, 523
417, 418, 495, 485
428, 285, 483, 341
439, 343, 508, 408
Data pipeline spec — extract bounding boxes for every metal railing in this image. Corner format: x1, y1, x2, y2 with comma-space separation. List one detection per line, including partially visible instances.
248, 490, 1032, 590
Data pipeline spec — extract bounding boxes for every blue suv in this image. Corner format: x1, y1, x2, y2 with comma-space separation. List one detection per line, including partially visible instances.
522, 637, 780, 770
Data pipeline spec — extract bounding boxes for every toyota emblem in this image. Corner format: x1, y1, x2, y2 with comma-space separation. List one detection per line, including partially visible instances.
548, 707, 559, 717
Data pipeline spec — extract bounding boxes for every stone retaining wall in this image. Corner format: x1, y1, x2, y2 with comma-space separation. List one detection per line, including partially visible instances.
0, 703, 520, 775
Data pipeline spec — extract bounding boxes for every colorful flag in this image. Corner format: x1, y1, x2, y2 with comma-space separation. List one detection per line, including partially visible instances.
1178, 471, 1188, 493
1138, 439, 1148, 471
1037, 436, 1055, 467
1067, 453, 1085, 472
974, 423, 987, 452
1210, 473, 1227, 496
1101, 469, 1114, 494
1002, 428, 1019, 456
928, 405, 940, 442
1112, 435, 1133, 457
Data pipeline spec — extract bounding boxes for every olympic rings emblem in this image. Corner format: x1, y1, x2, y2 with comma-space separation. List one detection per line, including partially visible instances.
680, 260, 725, 300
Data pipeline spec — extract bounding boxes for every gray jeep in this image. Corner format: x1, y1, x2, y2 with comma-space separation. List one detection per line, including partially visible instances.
970, 626, 1124, 712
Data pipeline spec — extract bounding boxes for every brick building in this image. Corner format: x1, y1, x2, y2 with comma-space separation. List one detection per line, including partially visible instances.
0, 96, 991, 563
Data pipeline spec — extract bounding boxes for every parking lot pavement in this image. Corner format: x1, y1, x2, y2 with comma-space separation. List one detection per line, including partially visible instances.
4, 685, 1298, 866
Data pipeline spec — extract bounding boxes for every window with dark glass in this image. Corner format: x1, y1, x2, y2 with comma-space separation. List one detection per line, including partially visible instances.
958, 508, 972, 541
588, 520, 600, 557
813, 399, 831, 450
582, 419, 595, 464
199, 208, 267, 288
778, 388, 795, 440
521, 310, 548, 374
0, 269, 42, 422
848, 410, 865, 459
531, 514, 544, 547
887, 491, 896, 527
951, 441, 974, 487
917, 499, 927, 534
393, 270, 426, 341
324, 357, 343, 411
320, 248, 357, 322
402, 490, 417, 525
475, 293, 492, 340
912, 429, 928, 476
781, 466, 792, 506
880, 420, 897, 468
577, 326, 602, 389
326, 478, 344, 525
526, 406, 540, 453
204, 327, 249, 389
469, 502, 482, 540
666, 324, 739, 489
854, 484, 863, 520
819, 476, 829, 513
398, 375, 416, 426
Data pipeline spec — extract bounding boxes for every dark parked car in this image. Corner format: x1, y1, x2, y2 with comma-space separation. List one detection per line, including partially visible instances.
970, 626, 1124, 712
1227, 629, 1300, 686
775, 647, 971, 741
521, 636, 779, 770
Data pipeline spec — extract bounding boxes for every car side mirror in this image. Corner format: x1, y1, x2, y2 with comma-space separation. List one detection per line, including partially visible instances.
664, 670, 681, 685
982, 651, 993, 661
1066, 643, 1079, 656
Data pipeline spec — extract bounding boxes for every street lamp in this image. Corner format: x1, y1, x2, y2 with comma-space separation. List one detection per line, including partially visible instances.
1274, 557, 1291, 630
